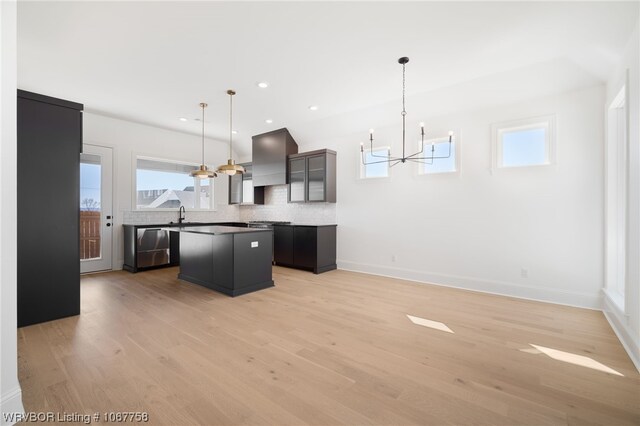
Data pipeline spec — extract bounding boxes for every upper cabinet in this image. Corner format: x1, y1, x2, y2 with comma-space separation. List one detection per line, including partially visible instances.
228, 163, 265, 205
252, 128, 298, 187
288, 149, 336, 203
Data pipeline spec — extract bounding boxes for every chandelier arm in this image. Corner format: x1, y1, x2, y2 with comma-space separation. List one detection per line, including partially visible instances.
389, 160, 403, 168
405, 147, 427, 159
366, 134, 392, 159
409, 154, 451, 161
362, 157, 402, 165
368, 147, 391, 158
406, 158, 433, 165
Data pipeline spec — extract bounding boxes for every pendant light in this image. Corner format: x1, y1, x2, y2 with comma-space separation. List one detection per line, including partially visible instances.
216, 89, 245, 176
190, 102, 217, 179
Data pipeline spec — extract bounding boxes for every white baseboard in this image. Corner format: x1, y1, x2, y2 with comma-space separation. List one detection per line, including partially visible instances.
1, 386, 24, 426
337, 260, 602, 310
602, 292, 640, 372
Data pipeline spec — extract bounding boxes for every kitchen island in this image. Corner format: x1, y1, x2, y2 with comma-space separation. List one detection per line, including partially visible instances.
175, 226, 274, 297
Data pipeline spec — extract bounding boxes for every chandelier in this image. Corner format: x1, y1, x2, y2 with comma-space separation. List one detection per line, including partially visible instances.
361, 57, 453, 167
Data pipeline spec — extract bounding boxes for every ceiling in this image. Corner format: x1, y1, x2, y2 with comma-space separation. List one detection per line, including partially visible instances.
17, 1, 639, 156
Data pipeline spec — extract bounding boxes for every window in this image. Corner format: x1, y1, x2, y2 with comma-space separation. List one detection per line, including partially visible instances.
492, 115, 555, 169
605, 85, 627, 310
360, 147, 390, 179
135, 157, 215, 210
419, 136, 457, 175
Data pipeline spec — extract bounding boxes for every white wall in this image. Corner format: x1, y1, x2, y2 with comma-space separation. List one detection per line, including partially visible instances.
299, 85, 605, 309
0, 1, 25, 424
82, 113, 240, 269
604, 19, 640, 371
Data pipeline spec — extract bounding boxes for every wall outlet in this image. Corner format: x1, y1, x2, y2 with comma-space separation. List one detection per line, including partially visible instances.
521, 267, 528, 278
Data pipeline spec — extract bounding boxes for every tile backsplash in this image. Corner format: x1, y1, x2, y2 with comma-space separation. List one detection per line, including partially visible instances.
122, 204, 240, 225
122, 185, 336, 225
239, 185, 336, 224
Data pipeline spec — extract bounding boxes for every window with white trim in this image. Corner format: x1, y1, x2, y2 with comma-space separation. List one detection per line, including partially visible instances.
605, 85, 627, 310
418, 136, 457, 175
492, 115, 555, 169
135, 157, 215, 210
360, 147, 390, 179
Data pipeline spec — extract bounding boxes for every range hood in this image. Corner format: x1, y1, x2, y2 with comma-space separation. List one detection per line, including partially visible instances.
252, 128, 298, 187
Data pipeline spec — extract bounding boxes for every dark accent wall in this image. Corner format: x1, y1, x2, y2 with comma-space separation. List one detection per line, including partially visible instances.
17, 90, 83, 327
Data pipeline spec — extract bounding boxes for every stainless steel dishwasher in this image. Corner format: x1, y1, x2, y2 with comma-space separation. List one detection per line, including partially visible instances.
136, 228, 170, 268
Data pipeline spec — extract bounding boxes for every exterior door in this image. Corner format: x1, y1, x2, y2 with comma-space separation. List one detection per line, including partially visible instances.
80, 144, 113, 273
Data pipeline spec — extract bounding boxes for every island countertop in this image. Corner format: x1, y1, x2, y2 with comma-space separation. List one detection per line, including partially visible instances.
172, 225, 271, 235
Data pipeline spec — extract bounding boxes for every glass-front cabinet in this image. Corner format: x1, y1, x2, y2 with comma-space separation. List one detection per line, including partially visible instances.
228, 162, 265, 205
288, 149, 336, 203
289, 157, 307, 202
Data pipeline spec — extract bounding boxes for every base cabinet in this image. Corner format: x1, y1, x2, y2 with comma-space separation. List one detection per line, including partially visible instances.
123, 222, 248, 272
273, 225, 337, 274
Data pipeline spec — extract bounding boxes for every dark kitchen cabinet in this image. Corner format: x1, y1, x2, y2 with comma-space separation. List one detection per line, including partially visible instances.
288, 149, 336, 203
123, 222, 249, 272
273, 225, 294, 265
273, 224, 337, 274
229, 173, 242, 204
252, 128, 298, 187
17, 90, 83, 327
288, 157, 306, 203
228, 163, 264, 205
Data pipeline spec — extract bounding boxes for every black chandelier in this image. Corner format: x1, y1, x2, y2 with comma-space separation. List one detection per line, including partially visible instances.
361, 57, 453, 167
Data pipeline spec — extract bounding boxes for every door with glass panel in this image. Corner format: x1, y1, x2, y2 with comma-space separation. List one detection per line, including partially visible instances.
80, 145, 113, 273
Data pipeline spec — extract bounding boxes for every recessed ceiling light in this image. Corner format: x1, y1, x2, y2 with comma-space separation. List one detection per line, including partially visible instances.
308, 105, 319, 111
265, 119, 273, 124
232, 130, 238, 135
257, 82, 269, 88
179, 117, 188, 122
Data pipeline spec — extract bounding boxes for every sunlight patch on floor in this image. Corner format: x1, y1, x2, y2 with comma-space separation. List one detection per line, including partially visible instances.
521, 344, 624, 376
406, 314, 454, 333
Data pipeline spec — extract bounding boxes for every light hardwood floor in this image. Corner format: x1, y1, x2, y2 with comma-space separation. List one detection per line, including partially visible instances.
18, 267, 639, 425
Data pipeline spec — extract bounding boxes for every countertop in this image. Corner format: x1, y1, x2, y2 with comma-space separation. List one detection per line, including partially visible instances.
122, 222, 245, 229
272, 223, 337, 227
123, 222, 337, 228
173, 225, 272, 235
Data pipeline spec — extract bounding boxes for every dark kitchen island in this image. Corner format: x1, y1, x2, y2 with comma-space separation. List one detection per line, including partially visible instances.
174, 226, 274, 297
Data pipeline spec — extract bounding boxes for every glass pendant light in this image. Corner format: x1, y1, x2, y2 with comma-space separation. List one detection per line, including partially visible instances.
216, 90, 245, 176
190, 102, 217, 179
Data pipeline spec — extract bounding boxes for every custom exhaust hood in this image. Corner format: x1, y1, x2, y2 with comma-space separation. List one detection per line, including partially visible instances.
251, 128, 299, 187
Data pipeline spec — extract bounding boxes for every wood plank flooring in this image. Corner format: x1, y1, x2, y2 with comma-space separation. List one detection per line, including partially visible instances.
18, 267, 640, 425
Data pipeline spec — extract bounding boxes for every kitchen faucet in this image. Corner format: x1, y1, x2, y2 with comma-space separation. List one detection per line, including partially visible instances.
178, 206, 186, 224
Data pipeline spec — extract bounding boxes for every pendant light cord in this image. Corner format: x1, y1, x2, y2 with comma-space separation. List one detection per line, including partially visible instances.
201, 104, 205, 165
229, 92, 233, 159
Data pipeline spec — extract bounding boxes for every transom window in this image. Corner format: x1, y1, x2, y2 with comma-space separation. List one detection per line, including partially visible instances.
360, 147, 390, 179
135, 157, 215, 210
492, 115, 555, 169
419, 136, 457, 175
